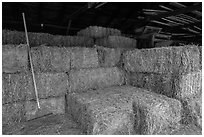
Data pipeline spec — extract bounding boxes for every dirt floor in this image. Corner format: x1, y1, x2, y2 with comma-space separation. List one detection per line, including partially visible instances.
2, 114, 202, 135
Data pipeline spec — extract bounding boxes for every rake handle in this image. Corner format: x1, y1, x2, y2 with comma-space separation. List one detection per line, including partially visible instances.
22, 13, 40, 109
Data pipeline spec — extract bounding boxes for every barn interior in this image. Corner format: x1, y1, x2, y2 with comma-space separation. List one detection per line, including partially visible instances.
2, 2, 202, 135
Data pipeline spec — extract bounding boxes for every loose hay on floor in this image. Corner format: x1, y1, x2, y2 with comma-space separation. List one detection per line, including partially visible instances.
127, 72, 174, 98
31, 45, 71, 72
2, 72, 69, 103
174, 70, 202, 100
77, 26, 121, 38
3, 44, 28, 73
95, 45, 124, 67
95, 36, 137, 48
25, 96, 65, 120
2, 102, 26, 131
70, 47, 99, 69
123, 45, 200, 74
67, 86, 181, 135
69, 67, 125, 92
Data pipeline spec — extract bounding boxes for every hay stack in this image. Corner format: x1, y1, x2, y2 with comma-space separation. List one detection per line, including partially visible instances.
186, 96, 202, 128
3, 44, 28, 73
123, 45, 200, 74
95, 36, 137, 48
2, 72, 69, 103
127, 72, 173, 98
25, 96, 65, 120
132, 89, 182, 135
67, 86, 136, 134
77, 26, 121, 38
69, 67, 125, 92
174, 70, 201, 100
2, 30, 26, 45
67, 86, 181, 135
70, 47, 99, 69
95, 45, 124, 67
31, 45, 71, 72
2, 102, 25, 130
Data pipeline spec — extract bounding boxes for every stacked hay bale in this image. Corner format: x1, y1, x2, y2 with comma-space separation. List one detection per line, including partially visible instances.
67, 86, 182, 135
2, 30, 94, 47
123, 45, 202, 129
77, 26, 136, 48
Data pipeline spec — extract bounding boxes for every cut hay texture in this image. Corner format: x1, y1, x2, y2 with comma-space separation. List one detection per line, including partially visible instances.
132, 89, 182, 135
2, 30, 54, 46
127, 72, 174, 98
174, 70, 202, 100
95, 45, 124, 67
67, 86, 181, 135
186, 96, 202, 128
2, 72, 69, 104
77, 26, 121, 38
95, 36, 137, 48
53, 35, 94, 47
70, 47, 99, 69
25, 96, 65, 121
124, 45, 200, 74
2, 30, 26, 45
31, 45, 71, 72
3, 44, 28, 73
2, 102, 26, 130
69, 67, 125, 92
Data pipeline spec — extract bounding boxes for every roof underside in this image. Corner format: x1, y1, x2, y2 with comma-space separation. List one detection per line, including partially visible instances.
2, 2, 202, 43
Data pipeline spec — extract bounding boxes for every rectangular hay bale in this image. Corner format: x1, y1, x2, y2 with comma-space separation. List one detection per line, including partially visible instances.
70, 47, 99, 69
2, 102, 25, 130
95, 45, 124, 67
25, 96, 65, 120
69, 67, 125, 92
123, 45, 200, 74
95, 36, 137, 48
3, 44, 28, 73
132, 89, 182, 135
2, 72, 69, 103
127, 72, 174, 98
67, 86, 181, 135
174, 70, 202, 100
77, 26, 121, 38
31, 45, 71, 72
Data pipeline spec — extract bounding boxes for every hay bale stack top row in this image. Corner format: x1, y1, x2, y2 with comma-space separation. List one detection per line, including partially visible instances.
2, 30, 94, 47
124, 45, 201, 75
3, 44, 125, 73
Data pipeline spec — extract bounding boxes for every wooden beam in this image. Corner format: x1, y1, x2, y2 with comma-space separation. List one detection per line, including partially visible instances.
147, 4, 202, 21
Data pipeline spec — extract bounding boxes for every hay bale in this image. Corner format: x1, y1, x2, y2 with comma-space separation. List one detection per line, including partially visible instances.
132, 89, 182, 135
77, 26, 121, 38
127, 72, 174, 98
70, 47, 99, 69
25, 96, 65, 120
67, 86, 136, 134
2, 102, 25, 130
123, 45, 200, 74
67, 86, 181, 134
2, 30, 26, 45
186, 96, 202, 128
174, 70, 201, 100
2, 73, 27, 104
95, 36, 137, 48
95, 45, 124, 67
31, 45, 71, 72
2, 72, 69, 103
69, 67, 125, 92
2, 44, 28, 73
